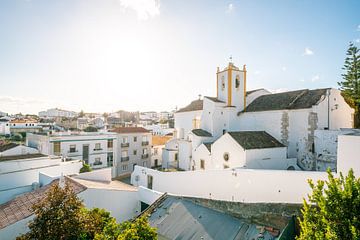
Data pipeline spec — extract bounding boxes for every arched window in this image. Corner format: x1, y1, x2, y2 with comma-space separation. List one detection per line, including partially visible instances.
235, 75, 240, 89
221, 76, 225, 90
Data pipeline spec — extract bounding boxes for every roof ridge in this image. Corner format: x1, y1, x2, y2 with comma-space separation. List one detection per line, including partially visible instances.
287, 89, 309, 108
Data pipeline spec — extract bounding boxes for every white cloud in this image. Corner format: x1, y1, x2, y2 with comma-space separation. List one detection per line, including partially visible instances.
355, 39, 360, 43
281, 66, 287, 72
357, 25, 360, 31
311, 75, 320, 82
303, 47, 314, 56
227, 3, 234, 13
119, 0, 160, 20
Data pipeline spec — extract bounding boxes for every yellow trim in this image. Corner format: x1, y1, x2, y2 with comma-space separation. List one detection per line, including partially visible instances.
243, 64, 247, 111
228, 63, 232, 106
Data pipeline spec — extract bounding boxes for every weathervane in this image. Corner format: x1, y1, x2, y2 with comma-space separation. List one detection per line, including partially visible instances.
229, 55, 233, 63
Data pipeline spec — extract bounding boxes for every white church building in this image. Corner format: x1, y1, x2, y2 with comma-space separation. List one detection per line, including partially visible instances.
162, 62, 354, 171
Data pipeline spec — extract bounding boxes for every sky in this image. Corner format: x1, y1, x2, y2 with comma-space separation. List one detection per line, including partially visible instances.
0, 0, 359, 114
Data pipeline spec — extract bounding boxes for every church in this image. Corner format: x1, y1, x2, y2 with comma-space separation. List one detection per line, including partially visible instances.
162, 61, 354, 172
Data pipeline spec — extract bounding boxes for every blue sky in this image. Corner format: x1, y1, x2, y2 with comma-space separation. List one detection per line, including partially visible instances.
0, 0, 359, 114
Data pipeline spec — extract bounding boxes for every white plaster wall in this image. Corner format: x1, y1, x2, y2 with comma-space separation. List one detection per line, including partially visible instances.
178, 140, 192, 170
0, 215, 33, 240
337, 134, 360, 177
131, 166, 327, 203
245, 147, 293, 170
79, 189, 140, 223
75, 168, 112, 182
138, 186, 163, 205
211, 133, 246, 169
174, 110, 202, 139
0, 157, 62, 174
230, 69, 245, 112
161, 149, 178, 169
151, 145, 163, 167
0, 145, 39, 157
26, 133, 50, 155
193, 144, 211, 170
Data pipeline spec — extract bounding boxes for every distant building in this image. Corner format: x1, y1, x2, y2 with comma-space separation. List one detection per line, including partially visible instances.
0, 143, 39, 157
0, 111, 7, 117
110, 127, 152, 176
39, 108, 78, 118
26, 132, 117, 173
77, 117, 89, 130
7, 119, 42, 134
151, 135, 172, 168
0, 118, 10, 135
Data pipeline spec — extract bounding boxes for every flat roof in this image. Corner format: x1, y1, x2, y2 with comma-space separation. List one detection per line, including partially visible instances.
70, 178, 137, 191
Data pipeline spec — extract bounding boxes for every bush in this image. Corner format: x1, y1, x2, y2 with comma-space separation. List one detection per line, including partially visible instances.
11, 133, 23, 141
80, 163, 92, 173
84, 126, 98, 132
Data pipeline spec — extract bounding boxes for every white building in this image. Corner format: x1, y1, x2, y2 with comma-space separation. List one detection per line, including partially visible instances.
0, 111, 7, 117
26, 132, 117, 173
110, 127, 152, 176
39, 108, 78, 118
7, 119, 42, 134
77, 117, 89, 130
0, 118, 10, 135
151, 136, 172, 168
163, 62, 354, 171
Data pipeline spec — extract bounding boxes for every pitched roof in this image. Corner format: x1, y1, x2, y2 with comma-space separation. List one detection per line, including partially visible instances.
110, 127, 150, 134
245, 88, 329, 112
0, 153, 46, 162
203, 142, 213, 152
228, 131, 285, 150
192, 129, 212, 137
246, 88, 266, 96
152, 136, 172, 146
0, 177, 87, 230
176, 99, 203, 113
144, 195, 276, 240
204, 96, 225, 103
0, 143, 18, 153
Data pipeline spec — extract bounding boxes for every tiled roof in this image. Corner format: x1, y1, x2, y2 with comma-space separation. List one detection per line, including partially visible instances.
228, 131, 285, 150
176, 99, 203, 113
203, 142, 213, 152
245, 88, 329, 112
0, 143, 18, 153
145, 195, 276, 240
192, 129, 212, 137
0, 177, 87, 230
152, 136, 172, 146
9, 119, 38, 124
204, 96, 225, 103
110, 127, 150, 134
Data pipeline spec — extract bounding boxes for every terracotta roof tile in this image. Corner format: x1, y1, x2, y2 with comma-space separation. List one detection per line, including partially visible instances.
110, 127, 150, 134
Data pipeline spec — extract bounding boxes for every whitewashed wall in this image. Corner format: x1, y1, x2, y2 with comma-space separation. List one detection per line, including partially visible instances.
0, 145, 39, 157
193, 144, 211, 170
131, 166, 327, 203
174, 110, 202, 139
337, 134, 360, 177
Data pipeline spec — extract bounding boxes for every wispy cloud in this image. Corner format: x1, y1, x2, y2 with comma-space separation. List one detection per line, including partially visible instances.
311, 75, 320, 82
119, 0, 160, 20
357, 25, 360, 31
226, 3, 234, 13
355, 39, 360, 43
303, 47, 314, 56
281, 66, 287, 72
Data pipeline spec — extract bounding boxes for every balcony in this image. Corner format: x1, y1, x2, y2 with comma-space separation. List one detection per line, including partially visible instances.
121, 143, 130, 148
93, 161, 103, 166
141, 154, 149, 159
141, 141, 149, 146
93, 148, 103, 151
121, 156, 130, 162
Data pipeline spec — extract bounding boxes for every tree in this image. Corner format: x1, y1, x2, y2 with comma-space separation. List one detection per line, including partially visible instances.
80, 162, 92, 173
298, 169, 360, 239
338, 42, 360, 128
17, 182, 86, 240
79, 110, 85, 118
95, 216, 157, 240
83, 126, 98, 132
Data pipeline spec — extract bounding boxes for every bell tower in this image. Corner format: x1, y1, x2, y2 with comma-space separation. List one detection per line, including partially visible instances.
216, 60, 247, 111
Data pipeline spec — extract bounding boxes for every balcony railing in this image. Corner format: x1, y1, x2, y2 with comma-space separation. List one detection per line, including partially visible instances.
141, 154, 149, 159
121, 156, 130, 162
121, 143, 130, 148
93, 161, 103, 166
141, 141, 149, 146
93, 148, 103, 151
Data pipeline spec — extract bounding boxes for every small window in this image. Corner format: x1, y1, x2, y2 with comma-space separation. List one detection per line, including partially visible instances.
143, 161, 147, 167
223, 129, 226, 135
95, 143, 101, 150
133, 136, 137, 142
94, 157, 101, 165
221, 76, 225, 90
175, 153, 178, 161
223, 164, 229, 169
133, 150, 137, 155
53, 142, 61, 155
122, 164, 128, 171
223, 153, 229, 161
200, 159, 205, 170
69, 145, 76, 153
122, 137, 128, 143
107, 139, 113, 148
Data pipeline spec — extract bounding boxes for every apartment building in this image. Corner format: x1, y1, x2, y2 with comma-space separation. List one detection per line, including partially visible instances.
110, 127, 152, 176
26, 132, 117, 171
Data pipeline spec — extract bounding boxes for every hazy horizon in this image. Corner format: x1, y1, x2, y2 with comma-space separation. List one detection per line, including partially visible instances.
0, 0, 359, 115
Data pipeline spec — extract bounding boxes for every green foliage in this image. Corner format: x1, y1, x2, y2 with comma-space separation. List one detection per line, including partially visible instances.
94, 216, 157, 240
83, 126, 98, 132
298, 169, 360, 240
11, 133, 23, 142
338, 42, 360, 127
17, 182, 86, 240
80, 163, 92, 173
